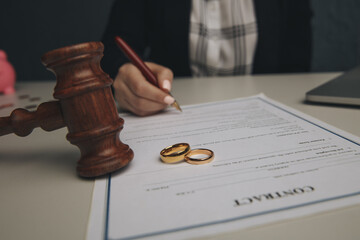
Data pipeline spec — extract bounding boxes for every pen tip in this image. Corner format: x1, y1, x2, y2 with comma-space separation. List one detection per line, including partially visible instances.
171, 100, 182, 112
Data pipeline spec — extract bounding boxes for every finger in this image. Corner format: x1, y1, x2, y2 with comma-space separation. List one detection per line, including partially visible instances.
146, 62, 174, 92
126, 98, 167, 116
114, 66, 172, 116
122, 64, 174, 106
115, 76, 169, 116
116, 85, 167, 116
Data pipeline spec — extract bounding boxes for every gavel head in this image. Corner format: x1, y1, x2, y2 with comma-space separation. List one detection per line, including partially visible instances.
41, 42, 134, 177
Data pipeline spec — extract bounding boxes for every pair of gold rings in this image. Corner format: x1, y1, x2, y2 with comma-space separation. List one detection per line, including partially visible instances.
160, 143, 214, 165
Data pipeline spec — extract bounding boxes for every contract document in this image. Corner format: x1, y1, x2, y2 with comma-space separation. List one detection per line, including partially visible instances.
87, 94, 360, 240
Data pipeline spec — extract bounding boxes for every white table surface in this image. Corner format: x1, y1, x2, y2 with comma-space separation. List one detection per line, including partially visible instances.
0, 72, 359, 240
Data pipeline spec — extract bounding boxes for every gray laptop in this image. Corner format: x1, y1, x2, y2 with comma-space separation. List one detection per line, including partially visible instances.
306, 65, 360, 106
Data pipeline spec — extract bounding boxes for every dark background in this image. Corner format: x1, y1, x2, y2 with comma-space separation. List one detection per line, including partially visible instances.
0, 0, 360, 81
0, 0, 113, 81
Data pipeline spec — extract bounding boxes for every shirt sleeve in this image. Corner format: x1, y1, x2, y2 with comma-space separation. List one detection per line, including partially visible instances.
101, 0, 148, 79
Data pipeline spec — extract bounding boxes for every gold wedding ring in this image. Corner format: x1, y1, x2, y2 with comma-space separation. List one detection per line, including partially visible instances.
160, 143, 191, 163
185, 148, 214, 165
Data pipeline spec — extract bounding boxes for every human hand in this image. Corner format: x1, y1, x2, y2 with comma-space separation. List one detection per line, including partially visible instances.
113, 62, 174, 116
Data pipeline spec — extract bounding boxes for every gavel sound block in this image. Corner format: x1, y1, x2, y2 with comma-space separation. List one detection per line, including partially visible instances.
0, 42, 134, 177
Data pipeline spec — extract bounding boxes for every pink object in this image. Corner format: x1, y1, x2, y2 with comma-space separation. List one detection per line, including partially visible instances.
0, 50, 16, 94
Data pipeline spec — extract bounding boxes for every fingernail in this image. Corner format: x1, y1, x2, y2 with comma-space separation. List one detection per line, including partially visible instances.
164, 95, 175, 105
162, 80, 171, 91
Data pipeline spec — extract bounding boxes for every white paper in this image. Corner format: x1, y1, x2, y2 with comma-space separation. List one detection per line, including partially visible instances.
87, 94, 360, 240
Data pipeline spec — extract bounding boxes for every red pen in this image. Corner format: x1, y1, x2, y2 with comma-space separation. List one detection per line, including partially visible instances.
114, 36, 182, 112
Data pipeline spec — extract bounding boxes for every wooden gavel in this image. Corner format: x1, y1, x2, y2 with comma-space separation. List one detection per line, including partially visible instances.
0, 42, 134, 177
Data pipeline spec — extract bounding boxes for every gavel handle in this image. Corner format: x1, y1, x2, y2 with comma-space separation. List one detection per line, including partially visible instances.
0, 101, 66, 137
